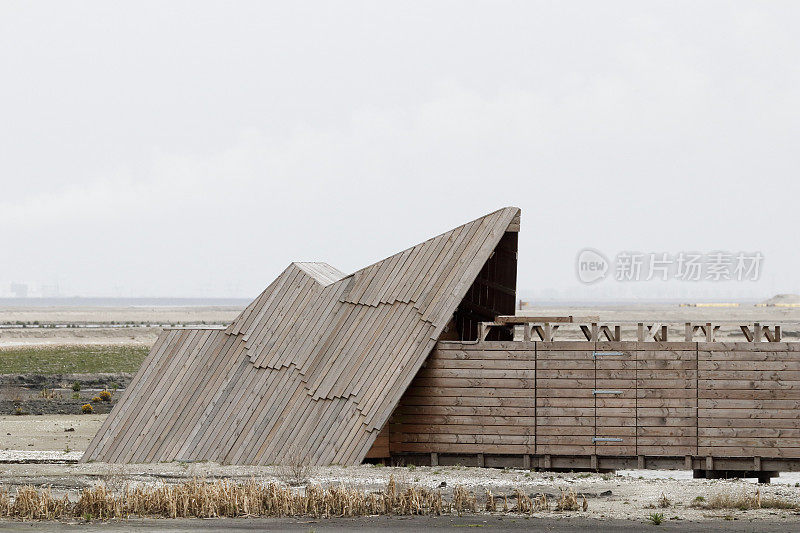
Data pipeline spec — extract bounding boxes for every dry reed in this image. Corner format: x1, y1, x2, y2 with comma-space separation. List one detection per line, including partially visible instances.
692, 489, 799, 511
0, 476, 586, 520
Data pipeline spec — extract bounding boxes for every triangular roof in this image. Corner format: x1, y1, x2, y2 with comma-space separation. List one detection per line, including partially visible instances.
83, 207, 520, 465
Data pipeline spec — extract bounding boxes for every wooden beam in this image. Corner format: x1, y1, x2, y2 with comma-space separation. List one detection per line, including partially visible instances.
494, 315, 599, 324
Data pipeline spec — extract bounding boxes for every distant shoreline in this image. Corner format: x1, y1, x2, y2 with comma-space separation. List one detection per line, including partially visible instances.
0, 297, 251, 308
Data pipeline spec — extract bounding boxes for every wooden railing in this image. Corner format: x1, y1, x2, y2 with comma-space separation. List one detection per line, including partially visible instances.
478, 316, 790, 343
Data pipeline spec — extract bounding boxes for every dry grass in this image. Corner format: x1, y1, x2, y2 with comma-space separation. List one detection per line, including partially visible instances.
0, 476, 588, 520
276, 446, 312, 487
691, 489, 799, 511
556, 488, 585, 511
658, 493, 671, 508
0, 486, 70, 520
484, 488, 584, 514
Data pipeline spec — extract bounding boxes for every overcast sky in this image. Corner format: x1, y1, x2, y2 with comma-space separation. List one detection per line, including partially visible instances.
1, 1, 798, 300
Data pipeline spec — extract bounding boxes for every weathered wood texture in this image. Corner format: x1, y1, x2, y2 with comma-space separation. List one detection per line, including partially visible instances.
83, 207, 521, 465
374, 341, 800, 461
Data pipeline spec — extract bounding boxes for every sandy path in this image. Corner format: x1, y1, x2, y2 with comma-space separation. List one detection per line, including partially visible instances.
0, 414, 104, 451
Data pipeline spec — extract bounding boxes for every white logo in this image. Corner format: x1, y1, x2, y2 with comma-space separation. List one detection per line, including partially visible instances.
576, 248, 609, 284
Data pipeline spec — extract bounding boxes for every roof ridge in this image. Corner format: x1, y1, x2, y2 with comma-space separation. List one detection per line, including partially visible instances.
346, 206, 518, 279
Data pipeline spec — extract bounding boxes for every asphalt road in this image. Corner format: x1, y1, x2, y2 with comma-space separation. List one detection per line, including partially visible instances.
0, 516, 798, 532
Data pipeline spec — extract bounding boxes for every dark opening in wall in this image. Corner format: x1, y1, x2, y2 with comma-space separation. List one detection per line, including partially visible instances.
451, 231, 518, 341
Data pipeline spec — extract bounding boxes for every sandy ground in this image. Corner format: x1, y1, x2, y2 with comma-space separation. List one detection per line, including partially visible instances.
0, 414, 104, 452
0, 306, 243, 347
0, 458, 800, 523
0, 328, 160, 347
0, 306, 243, 325
0, 416, 798, 524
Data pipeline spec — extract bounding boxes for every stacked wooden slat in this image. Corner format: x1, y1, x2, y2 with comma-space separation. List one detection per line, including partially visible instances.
83, 207, 521, 465
698, 342, 800, 458
388, 344, 535, 455
593, 343, 636, 456
634, 342, 697, 457
535, 342, 595, 456
379, 340, 800, 463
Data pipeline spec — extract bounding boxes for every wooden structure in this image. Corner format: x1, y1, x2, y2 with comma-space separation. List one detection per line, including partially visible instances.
378, 339, 800, 481
84, 206, 800, 480
83, 207, 520, 464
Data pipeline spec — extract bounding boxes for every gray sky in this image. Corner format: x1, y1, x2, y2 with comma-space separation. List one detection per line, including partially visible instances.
1, 1, 798, 300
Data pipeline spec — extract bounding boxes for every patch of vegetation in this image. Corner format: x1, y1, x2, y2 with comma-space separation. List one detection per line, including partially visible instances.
98, 390, 112, 402
0, 345, 148, 374
648, 512, 664, 525
691, 489, 799, 511
72, 382, 81, 392
658, 493, 671, 508
81, 404, 93, 414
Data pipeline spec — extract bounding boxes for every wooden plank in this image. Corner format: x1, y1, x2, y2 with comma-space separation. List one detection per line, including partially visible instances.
397, 405, 534, 417
401, 395, 535, 407
397, 443, 533, 454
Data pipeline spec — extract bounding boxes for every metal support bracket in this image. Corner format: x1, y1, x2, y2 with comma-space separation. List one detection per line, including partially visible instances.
593, 351, 623, 358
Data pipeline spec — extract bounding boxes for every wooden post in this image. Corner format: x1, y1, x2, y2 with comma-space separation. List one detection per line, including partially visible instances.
685, 322, 692, 342
754, 322, 761, 342
477, 453, 485, 467
685, 455, 693, 470
430, 452, 438, 467
638, 323, 645, 342
523, 454, 531, 470
705, 322, 712, 342
638, 455, 645, 469
591, 454, 598, 471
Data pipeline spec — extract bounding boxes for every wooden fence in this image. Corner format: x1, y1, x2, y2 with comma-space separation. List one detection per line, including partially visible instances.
371, 340, 800, 475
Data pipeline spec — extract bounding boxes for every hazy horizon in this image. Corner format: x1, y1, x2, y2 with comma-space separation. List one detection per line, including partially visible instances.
2, 1, 798, 300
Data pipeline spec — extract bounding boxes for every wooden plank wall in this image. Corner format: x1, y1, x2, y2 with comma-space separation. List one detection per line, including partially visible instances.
535, 342, 595, 456
387, 342, 535, 455
698, 343, 800, 459
370, 341, 800, 462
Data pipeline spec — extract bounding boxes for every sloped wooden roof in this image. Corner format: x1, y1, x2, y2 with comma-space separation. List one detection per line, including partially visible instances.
82, 206, 521, 465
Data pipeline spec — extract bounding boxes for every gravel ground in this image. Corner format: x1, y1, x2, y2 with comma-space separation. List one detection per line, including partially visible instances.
0, 414, 105, 451
0, 417, 799, 524
0, 462, 798, 523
